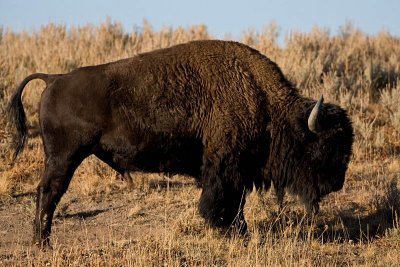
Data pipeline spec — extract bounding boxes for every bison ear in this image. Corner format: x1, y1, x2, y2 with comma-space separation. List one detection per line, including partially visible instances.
308, 95, 324, 133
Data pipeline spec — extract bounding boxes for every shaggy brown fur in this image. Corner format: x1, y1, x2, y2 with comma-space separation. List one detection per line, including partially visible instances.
8, 40, 353, 245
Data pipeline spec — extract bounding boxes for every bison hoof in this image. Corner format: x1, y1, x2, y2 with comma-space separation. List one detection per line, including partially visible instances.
34, 238, 52, 250
235, 220, 248, 236
306, 202, 320, 215
33, 232, 52, 249
222, 218, 248, 237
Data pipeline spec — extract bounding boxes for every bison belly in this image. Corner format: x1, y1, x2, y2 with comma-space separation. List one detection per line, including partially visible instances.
96, 130, 203, 178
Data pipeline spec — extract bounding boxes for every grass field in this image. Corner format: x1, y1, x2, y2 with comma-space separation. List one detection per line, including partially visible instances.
0, 20, 400, 266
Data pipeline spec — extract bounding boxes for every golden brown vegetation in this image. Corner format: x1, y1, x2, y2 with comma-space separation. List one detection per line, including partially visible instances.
0, 20, 400, 266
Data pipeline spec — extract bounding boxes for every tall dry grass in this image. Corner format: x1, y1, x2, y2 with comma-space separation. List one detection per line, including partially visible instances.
0, 20, 400, 266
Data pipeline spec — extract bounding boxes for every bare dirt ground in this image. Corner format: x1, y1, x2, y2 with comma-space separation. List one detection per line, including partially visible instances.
0, 172, 204, 264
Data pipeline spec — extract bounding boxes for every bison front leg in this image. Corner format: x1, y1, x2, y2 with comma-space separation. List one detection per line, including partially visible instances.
34, 157, 79, 246
198, 152, 248, 235
305, 197, 320, 215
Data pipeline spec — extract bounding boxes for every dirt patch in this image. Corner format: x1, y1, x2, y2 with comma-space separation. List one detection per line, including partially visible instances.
0, 176, 202, 261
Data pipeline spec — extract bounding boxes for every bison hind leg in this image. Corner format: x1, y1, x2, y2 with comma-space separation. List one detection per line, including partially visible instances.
34, 152, 87, 247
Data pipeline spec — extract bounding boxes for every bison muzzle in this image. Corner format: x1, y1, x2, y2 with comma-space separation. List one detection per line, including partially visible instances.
8, 40, 353, 246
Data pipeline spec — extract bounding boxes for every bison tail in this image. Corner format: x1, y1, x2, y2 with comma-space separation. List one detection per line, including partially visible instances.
8, 73, 50, 160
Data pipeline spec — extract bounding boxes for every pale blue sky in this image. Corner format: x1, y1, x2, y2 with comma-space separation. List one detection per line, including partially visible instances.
1, 0, 399, 41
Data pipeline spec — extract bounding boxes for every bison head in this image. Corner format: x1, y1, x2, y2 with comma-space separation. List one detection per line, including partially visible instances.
266, 96, 354, 213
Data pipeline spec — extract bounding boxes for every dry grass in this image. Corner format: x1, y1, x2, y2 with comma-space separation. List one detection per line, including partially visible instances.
0, 20, 400, 266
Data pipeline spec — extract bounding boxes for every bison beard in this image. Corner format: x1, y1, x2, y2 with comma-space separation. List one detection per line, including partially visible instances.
8, 40, 353, 246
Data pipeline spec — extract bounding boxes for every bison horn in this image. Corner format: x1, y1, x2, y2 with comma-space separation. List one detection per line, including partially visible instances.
308, 95, 324, 133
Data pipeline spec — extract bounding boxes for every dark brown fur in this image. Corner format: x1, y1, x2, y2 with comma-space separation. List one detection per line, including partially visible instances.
8, 40, 353, 245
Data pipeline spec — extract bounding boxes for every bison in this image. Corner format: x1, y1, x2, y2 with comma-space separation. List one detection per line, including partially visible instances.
8, 40, 353, 246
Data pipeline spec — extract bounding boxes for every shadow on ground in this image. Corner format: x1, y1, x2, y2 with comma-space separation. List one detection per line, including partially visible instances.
256, 205, 398, 243
59, 208, 110, 219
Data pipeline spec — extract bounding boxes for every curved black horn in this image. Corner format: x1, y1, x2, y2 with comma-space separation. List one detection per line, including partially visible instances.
308, 95, 324, 133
